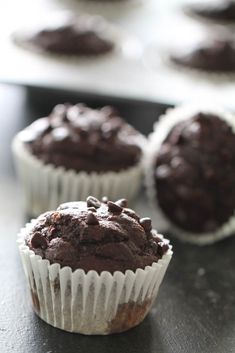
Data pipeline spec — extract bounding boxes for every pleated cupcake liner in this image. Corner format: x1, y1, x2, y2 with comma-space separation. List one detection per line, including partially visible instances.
12, 135, 143, 216
144, 104, 235, 245
17, 220, 172, 334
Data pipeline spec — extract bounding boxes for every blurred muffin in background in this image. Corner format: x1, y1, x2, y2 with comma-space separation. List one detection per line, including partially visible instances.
12, 103, 146, 216
145, 105, 235, 245
184, 0, 235, 25
13, 14, 115, 58
170, 38, 235, 73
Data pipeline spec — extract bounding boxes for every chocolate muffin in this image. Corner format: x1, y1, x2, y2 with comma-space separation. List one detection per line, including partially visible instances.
14, 15, 114, 57
145, 105, 235, 244
26, 196, 169, 274
12, 104, 145, 216
156, 113, 235, 233
20, 103, 144, 173
185, 0, 235, 24
170, 39, 235, 72
18, 197, 172, 334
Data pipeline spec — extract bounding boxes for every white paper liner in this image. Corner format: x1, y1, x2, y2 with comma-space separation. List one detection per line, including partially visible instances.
144, 104, 235, 245
12, 135, 143, 216
17, 220, 172, 334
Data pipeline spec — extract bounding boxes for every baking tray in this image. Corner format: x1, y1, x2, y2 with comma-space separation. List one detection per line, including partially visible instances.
1, 0, 235, 108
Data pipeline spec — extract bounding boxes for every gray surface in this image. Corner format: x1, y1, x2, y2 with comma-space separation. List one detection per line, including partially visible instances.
0, 84, 235, 353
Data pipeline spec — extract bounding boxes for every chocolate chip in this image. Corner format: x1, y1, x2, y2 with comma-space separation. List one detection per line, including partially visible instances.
79, 128, 88, 139
67, 105, 81, 122
52, 127, 69, 141
156, 165, 171, 179
102, 119, 121, 140
116, 198, 128, 208
102, 196, 108, 204
88, 207, 97, 212
107, 201, 122, 214
86, 196, 101, 209
123, 208, 139, 220
140, 218, 152, 232
86, 212, 99, 225
100, 106, 118, 118
157, 242, 169, 256
52, 104, 69, 120
31, 232, 48, 249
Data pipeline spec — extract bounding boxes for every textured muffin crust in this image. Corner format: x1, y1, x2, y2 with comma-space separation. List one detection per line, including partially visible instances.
155, 112, 235, 233
19, 104, 145, 173
26, 197, 169, 274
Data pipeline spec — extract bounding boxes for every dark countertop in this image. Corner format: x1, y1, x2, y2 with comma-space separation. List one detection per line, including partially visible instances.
0, 84, 235, 353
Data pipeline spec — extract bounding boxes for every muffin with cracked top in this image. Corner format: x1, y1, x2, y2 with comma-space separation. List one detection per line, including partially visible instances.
12, 103, 146, 215
17, 196, 172, 334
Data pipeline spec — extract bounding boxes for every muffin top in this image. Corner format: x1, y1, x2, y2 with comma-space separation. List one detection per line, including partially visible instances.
25, 16, 114, 56
155, 112, 235, 233
26, 197, 169, 274
185, 0, 235, 23
19, 104, 145, 172
170, 39, 235, 72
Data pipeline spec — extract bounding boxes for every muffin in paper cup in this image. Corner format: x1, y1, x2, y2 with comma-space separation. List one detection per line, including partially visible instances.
143, 12, 235, 83
167, 38, 235, 81
183, 0, 235, 30
145, 104, 235, 245
144, 35, 235, 84
12, 104, 145, 216
12, 12, 142, 63
17, 197, 172, 334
